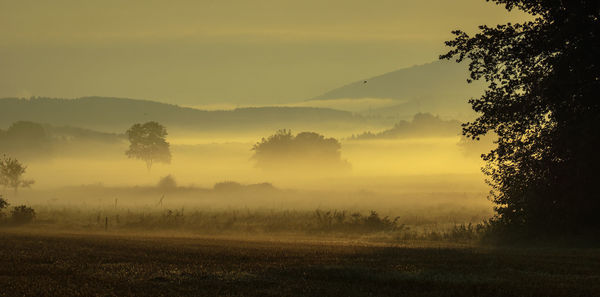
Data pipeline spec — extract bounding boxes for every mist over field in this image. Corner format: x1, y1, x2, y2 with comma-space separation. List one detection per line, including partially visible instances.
2, 115, 490, 210
2, 1, 597, 296
0, 96, 494, 237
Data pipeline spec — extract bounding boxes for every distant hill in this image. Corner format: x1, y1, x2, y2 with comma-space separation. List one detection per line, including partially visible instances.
0, 121, 124, 160
41, 123, 124, 143
310, 60, 484, 120
351, 113, 461, 140
0, 97, 365, 133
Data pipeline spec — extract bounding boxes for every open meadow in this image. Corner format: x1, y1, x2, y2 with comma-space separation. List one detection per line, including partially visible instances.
1, 229, 599, 297
2, 1, 598, 295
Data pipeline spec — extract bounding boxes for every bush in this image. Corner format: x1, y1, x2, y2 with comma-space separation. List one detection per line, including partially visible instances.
157, 174, 177, 190
313, 210, 403, 233
0, 195, 8, 210
11, 205, 36, 225
213, 181, 243, 192
0, 195, 8, 221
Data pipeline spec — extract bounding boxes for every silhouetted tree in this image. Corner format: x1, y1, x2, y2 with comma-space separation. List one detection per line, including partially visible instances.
441, 1, 600, 237
11, 205, 35, 224
125, 122, 171, 171
0, 155, 35, 194
0, 195, 8, 221
252, 129, 348, 171
0, 195, 8, 211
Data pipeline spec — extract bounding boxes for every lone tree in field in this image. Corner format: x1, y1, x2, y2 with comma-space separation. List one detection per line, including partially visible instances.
441, 1, 600, 237
125, 122, 171, 171
252, 129, 349, 171
0, 155, 35, 194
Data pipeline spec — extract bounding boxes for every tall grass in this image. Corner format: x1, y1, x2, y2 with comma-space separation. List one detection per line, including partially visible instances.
12, 206, 489, 242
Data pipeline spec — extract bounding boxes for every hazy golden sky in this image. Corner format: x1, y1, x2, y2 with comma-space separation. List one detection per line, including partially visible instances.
0, 0, 528, 105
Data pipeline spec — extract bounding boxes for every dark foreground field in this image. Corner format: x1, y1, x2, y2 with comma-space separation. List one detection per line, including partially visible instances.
1, 230, 599, 297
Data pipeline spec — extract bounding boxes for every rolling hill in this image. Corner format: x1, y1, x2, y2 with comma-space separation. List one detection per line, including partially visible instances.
0, 97, 366, 133
1, 61, 483, 134
351, 113, 461, 140
309, 60, 484, 120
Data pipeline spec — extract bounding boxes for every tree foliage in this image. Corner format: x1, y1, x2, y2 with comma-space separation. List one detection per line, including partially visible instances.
0, 155, 34, 194
0, 195, 8, 211
125, 122, 171, 171
10, 205, 36, 224
441, 1, 600, 236
252, 129, 349, 171
0, 195, 8, 221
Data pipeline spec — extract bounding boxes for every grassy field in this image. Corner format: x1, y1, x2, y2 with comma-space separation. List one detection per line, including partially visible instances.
1, 230, 599, 297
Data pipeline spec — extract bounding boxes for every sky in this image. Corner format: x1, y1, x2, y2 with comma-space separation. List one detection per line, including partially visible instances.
0, 0, 528, 106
